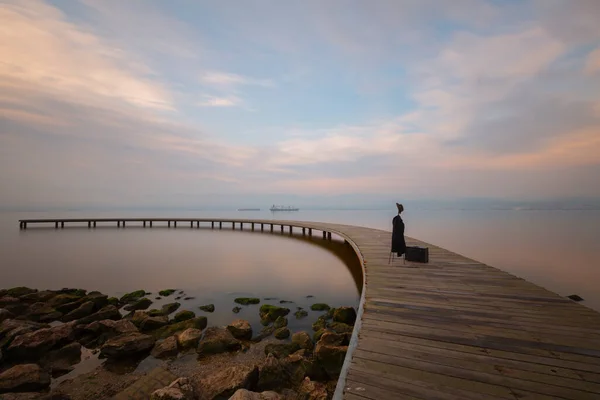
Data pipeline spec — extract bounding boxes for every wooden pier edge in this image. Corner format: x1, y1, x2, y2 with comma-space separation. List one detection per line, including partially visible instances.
16, 218, 600, 400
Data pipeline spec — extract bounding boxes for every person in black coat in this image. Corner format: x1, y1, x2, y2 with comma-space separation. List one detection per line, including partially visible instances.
392, 203, 406, 256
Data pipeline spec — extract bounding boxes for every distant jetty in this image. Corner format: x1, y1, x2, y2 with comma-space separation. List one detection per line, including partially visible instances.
237, 208, 260, 211
270, 205, 299, 212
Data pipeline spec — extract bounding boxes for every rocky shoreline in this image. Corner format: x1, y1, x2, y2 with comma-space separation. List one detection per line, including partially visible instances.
0, 287, 357, 400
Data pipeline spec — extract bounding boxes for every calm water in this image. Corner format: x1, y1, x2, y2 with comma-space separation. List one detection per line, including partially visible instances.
1, 208, 599, 315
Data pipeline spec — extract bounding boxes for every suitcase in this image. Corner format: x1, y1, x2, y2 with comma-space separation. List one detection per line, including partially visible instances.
405, 246, 429, 263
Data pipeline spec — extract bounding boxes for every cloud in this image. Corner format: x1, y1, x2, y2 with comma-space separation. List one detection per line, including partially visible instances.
200, 71, 273, 88
197, 96, 242, 107
585, 48, 600, 75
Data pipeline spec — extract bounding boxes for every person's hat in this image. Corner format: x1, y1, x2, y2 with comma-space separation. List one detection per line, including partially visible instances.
396, 203, 404, 213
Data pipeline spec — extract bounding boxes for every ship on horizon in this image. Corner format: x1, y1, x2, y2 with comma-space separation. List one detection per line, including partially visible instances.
269, 204, 299, 212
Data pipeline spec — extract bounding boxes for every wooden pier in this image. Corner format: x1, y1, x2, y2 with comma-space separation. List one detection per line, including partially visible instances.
17, 218, 600, 399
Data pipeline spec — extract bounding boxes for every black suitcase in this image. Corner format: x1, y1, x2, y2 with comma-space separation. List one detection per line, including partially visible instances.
405, 246, 429, 263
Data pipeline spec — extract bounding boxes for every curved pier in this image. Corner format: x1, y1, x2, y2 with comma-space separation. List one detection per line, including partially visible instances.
17, 218, 600, 399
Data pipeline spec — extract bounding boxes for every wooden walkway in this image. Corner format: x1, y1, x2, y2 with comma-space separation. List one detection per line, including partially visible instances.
18, 218, 600, 400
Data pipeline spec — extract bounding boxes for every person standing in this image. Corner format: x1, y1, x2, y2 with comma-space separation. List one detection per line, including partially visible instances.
392, 203, 407, 257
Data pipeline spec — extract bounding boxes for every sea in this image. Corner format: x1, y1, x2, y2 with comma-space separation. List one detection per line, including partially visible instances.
1, 207, 599, 317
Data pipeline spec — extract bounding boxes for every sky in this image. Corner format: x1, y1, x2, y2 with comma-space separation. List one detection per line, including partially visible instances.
1, 0, 599, 209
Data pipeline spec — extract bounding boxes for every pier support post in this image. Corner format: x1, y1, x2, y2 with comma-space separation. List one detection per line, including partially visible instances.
261, 223, 264, 232
270, 224, 273, 233
241, 222, 244, 230
93, 221, 96, 228
289, 226, 292, 234
280, 225, 284, 233
168, 221, 171, 228
302, 227, 306, 235
233, 222, 235, 230
143, 221, 146, 228
123, 221, 126, 228
117, 221, 120, 228
198, 221, 200, 228
252, 223, 254, 231
327, 232, 331, 240
219, 221, 222, 229
88, 221, 91, 228
55, 222, 58, 229
61, 222, 64, 229
308, 228, 312, 236
174, 221, 177, 228
190, 221, 193, 228
322, 231, 326, 239
211, 221, 214, 229
150, 221, 152, 228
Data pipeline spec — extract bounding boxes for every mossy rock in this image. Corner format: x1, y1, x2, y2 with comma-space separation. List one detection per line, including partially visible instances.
274, 316, 288, 329
123, 298, 152, 312
49, 294, 81, 307
274, 327, 290, 339
312, 316, 327, 332
199, 304, 215, 313
313, 328, 331, 342
6, 287, 37, 297
333, 307, 357, 325
279, 300, 293, 304
152, 316, 208, 339
324, 308, 336, 321
162, 302, 181, 315
294, 310, 308, 319
232, 306, 242, 314
264, 342, 300, 358
107, 297, 119, 306
259, 304, 290, 322
158, 289, 176, 297
234, 297, 260, 305
310, 303, 330, 311
327, 321, 353, 334
120, 290, 146, 304
173, 310, 195, 323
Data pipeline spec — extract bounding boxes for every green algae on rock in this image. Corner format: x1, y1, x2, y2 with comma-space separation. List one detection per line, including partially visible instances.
199, 304, 215, 313
119, 290, 146, 304
158, 289, 176, 297
310, 303, 330, 311
259, 305, 290, 322
173, 310, 195, 323
234, 298, 260, 305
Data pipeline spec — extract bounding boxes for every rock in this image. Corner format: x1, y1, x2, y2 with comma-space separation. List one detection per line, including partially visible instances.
298, 377, 328, 400
274, 328, 290, 340
151, 377, 194, 400
252, 325, 275, 342
324, 308, 336, 321
128, 310, 150, 326
140, 316, 169, 332
151, 335, 179, 359
568, 294, 584, 302
20, 290, 57, 304
327, 322, 353, 334
124, 297, 153, 312
42, 342, 81, 376
149, 302, 181, 316
61, 301, 95, 322
232, 307, 242, 314
259, 305, 290, 322
173, 310, 195, 322
279, 300, 293, 304
76, 305, 121, 326
156, 297, 162, 300
57, 288, 87, 296
84, 291, 109, 310
312, 329, 330, 343
176, 328, 202, 349
7, 322, 75, 361
310, 303, 330, 311
294, 310, 308, 319
49, 294, 82, 308
312, 316, 327, 332
120, 290, 146, 304
107, 297, 119, 306
333, 307, 356, 325
314, 333, 348, 379
292, 331, 313, 351
234, 298, 260, 305
0, 308, 13, 323
5, 287, 37, 298
256, 354, 284, 391
0, 364, 50, 393
227, 319, 252, 340
74, 319, 138, 348
0, 319, 48, 350
193, 364, 258, 400
153, 317, 207, 339
99, 332, 155, 359
0, 296, 20, 307
197, 327, 241, 357
159, 289, 176, 297
23, 302, 62, 322
199, 304, 215, 313
274, 316, 288, 329
263, 343, 300, 359
229, 389, 281, 399
183, 297, 195, 300
318, 332, 347, 346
